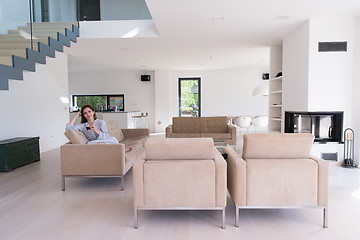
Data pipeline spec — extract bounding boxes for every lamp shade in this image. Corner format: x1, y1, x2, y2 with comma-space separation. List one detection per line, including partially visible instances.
252, 82, 269, 96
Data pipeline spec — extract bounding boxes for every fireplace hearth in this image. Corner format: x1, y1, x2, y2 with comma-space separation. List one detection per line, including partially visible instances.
285, 111, 343, 143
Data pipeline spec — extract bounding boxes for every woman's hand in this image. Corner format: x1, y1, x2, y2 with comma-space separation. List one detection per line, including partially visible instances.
90, 124, 100, 135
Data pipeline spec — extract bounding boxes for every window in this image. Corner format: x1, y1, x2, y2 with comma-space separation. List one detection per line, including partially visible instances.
72, 94, 125, 111
178, 78, 201, 117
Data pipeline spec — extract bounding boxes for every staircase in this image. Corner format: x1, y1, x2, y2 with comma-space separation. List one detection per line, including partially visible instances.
0, 22, 79, 90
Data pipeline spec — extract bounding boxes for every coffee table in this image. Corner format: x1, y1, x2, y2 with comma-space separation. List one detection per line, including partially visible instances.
214, 140, 228, 153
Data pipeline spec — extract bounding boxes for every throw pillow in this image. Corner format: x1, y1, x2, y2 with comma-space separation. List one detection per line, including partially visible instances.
64, 130, 89, 144
107, 120, 124, 142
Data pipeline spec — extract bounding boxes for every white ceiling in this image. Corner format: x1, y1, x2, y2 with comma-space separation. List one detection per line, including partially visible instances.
67, 0, 360, 72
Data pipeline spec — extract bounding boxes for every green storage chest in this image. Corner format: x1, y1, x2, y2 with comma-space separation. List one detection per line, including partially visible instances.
0, 137, 40, 172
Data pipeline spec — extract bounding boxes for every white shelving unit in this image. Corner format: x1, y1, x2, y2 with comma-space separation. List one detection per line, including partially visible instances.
268, 76, 282, 132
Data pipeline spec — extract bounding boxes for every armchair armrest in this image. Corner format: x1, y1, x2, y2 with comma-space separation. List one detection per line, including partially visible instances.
310, 155, 329, 206
213, 149, 227, 207
224, 146, 246, 206
166, 125, 173, 138
121, 128, 149, 139
60, 143, 126, 175
227, 124, 236, 145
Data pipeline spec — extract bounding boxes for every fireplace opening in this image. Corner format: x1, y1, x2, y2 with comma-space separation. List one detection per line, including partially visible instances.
285, 111, 343, 143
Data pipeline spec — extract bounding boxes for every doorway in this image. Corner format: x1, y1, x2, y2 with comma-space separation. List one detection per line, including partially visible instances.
178, 78, 201, 117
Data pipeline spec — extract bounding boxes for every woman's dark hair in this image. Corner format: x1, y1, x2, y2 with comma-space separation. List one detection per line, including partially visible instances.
80, 105, 97, 123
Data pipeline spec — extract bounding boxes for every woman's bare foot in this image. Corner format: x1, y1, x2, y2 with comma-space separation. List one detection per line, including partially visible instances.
125, 146, 133, 152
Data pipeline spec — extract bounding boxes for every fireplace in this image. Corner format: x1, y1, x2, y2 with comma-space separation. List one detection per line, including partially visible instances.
284, 111, 343, 143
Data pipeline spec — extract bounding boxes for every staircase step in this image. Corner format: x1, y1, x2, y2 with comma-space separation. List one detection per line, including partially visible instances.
0, 38, 48, 44
11, 28, 67, 35
0, 32, 58, 39
0, 49, 27, 58
27, 22, 77, 29
0, 56, 13, 66
0, 42, 39, 51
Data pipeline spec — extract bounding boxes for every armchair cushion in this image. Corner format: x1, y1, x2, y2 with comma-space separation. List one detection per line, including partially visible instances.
64, 130, 89, 144
246, 158, 318, 206
242, 133, 314, 159
145, 138, 214, 160
143, 160, 216, 207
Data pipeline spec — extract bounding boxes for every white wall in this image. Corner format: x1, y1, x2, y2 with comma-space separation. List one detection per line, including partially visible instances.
353, 16, 360, 167
154, 70, 171, 132
283, 20, 310, 112
308, 17, 354, 129
68, 70, 156, 132
0, 52, 70, 152
0, 0, 29, 34
152, 68, 268, 132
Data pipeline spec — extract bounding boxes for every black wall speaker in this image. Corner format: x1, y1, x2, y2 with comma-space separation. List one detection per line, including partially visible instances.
141, 75, 151, 81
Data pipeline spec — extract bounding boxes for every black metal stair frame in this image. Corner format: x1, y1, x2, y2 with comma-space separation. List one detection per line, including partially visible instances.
0, 24, 79, 91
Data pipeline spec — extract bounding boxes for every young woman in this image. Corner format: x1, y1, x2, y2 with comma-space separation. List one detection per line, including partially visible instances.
66, 104, 131, 151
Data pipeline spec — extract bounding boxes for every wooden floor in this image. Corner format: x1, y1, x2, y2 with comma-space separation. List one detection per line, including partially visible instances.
1, 145, 360, 240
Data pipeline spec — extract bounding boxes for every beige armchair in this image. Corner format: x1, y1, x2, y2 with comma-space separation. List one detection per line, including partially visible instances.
133, 138, 227, 229
224, 133, 329, 228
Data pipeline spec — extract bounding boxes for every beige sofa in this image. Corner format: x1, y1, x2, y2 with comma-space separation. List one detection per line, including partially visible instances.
166, 116, 236, 145
60, 120, 149, 191
224, 133, 329, 227
133, 138, 227, 229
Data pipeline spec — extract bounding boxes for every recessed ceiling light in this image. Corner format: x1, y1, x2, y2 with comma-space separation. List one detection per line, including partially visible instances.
275, 15, 290, 21
212, 16, 225, 22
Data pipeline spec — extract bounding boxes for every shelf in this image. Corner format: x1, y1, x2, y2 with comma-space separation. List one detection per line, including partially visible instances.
269, 76, 282, 81
270, 90, 282, 94
270, 117, 282, 121
270, 104, 282, 107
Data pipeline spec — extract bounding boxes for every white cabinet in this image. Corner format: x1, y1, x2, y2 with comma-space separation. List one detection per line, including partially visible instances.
268, 76, 282, 132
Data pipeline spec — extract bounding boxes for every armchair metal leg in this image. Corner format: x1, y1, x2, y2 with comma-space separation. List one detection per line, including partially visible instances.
323, 207, 328, 228
221, 208, 226, 229
62, 176, 65, 191
120, 176, 124, 191
235, 205, 239, 227
134, 208, 138, 229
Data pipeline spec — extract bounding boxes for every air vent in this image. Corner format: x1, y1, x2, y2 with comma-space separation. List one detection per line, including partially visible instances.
318, 42, 347, 52
321, 152, 338, 161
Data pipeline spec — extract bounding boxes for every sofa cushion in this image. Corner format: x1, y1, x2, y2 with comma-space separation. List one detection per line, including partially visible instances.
170, 133, 201, 138
242, 133, 314, 159
200, 116, 228, 133
172, 117, 200, 133
145, 138, 214, 160
64, 130, 89, 144
106, 120, 124, 142
200, 133, 231, 139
